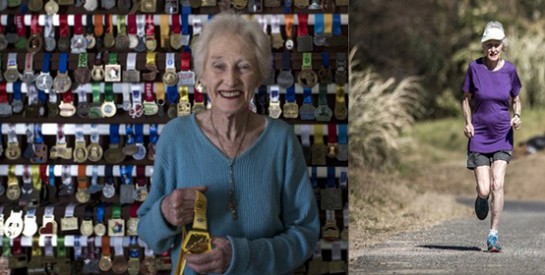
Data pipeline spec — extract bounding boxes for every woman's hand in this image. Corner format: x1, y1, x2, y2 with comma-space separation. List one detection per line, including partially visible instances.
160, 186, 208, 227
464, 123, 474, 138
511, 115, 522, 130
185, 237, 232, 274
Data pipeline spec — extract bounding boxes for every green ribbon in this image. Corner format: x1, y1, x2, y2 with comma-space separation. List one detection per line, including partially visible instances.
2, 237, 11, 257
56, 236, 66, 257
318, 84, 329, 105
78, 53, 88, 68
92, 83, 101, 103
104, 83, 115, 102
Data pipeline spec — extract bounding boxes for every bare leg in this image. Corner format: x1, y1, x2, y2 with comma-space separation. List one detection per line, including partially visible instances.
490, 160, 507, 231
474, 166, 491, 199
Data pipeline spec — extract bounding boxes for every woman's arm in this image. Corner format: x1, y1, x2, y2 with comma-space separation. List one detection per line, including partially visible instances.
511, 95, 522, 129
462, 92, 474, 138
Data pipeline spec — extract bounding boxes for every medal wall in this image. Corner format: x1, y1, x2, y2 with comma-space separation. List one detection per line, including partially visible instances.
0, 1, 348, 274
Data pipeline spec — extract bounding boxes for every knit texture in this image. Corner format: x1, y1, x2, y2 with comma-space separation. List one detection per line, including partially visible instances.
137, 114, 320, 275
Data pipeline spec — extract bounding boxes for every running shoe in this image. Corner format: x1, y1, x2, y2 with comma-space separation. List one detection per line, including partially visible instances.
487, 234, 502, 252
474, 195, 489, 220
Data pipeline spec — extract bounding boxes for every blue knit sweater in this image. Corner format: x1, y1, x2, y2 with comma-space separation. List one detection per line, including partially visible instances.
137, 114, 320, 275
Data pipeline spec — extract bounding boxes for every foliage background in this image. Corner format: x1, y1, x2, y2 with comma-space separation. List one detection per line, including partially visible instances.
351, 0, 545, 118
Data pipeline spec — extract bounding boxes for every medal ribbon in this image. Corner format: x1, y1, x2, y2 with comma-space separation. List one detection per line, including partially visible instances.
39, 164, 49, 186
144, 83, 155, 102
194, 84, 204, 103
94, 14, 104, 37
135, 123, 144, 144
327, 166, 336, 188
109, 124, 121, 145
105, 83, 115, 102
30, 15, 41, 35
160, 15, 169, 48
128, 14, 137, 36
125, 124, 135, 146
167, 85, 179, 105
34, 123, 44, 144
333, 14, 342, 36
324, 13, 333, 35
15, 15, 26, 37
314, 14, 324, 36
175, 191, 210, 275
286, 85, 296, 103
74, 14, 84, 35
171, 14, 181, 35
31, 166, 40, 193
59, 52, 68, 74
62, 90, 74, 104
136, 165, 146, 187
121, 165, 133, 185
12, 82, 23, 102
49, 164, 55, 187
0, 83, 7, 103
314, 124, 324, 145
338, 124, 347, 145
59, 14, 70, 38
285, 14, 294, 40
303, 87, 313, 104
149, 124, 158, 145
118, 15, 127, 36
181, 52, 191, 71
97, 203, 105, 224
297, 14, 309, 37
327, 123, 338, 144
145, 15, 155, 37
318, 84, 329, 105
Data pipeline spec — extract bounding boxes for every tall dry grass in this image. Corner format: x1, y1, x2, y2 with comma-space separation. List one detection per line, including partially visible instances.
349, 49, 424, 171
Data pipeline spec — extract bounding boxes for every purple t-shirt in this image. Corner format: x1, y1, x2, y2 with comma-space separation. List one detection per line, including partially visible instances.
462, 58, 522, 153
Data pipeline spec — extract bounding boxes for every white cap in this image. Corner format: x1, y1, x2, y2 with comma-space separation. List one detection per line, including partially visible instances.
481, 26, 505, 43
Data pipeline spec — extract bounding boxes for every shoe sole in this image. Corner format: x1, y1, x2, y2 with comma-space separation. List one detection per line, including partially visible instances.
475, 197, 489, 220
488, 247, 501, 253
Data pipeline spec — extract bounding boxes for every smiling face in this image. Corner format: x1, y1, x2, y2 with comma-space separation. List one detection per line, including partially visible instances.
200, 34, 261, 115
482, 40, 503, 62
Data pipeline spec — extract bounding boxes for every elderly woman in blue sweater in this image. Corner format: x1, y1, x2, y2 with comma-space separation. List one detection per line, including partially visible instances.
137, 12, 320, 275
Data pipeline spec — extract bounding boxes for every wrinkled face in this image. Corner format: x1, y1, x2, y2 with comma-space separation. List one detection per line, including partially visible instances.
200, 34, 260, 115
482, 40, 503, 61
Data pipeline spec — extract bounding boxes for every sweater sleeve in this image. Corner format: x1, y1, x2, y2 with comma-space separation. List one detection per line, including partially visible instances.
137, 121, 183, 253
224, 127, 320, 274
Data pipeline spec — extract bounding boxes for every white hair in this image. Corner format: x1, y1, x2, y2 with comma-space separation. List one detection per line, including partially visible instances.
192, 12, 272, 83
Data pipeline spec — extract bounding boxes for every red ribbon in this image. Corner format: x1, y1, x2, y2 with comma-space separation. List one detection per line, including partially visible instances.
0, 83, 8, 103
15, 15, 26, 37
40, 164, 49, 186
297, 14, 309, 37
128, 14, 137, 35
146, 15, 155, 36
144, 83, 155, 101
194, 85, 204, 103
62, 91, 73, 103
171, 15, 181, 34
30, 15, 41, 35
130, 202, 141, 218
136, 165, 147, 188
327, 123, 338, 143
59, 14, 70, 37
180, 51, 190, 71
13, 237, 23, 256
74, 14, 83, 35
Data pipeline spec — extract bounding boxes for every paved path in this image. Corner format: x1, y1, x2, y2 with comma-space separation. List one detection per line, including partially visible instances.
351, 198, 545, 274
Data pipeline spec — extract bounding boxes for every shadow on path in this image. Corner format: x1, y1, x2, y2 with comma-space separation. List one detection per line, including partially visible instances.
417, 245, 482, 252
